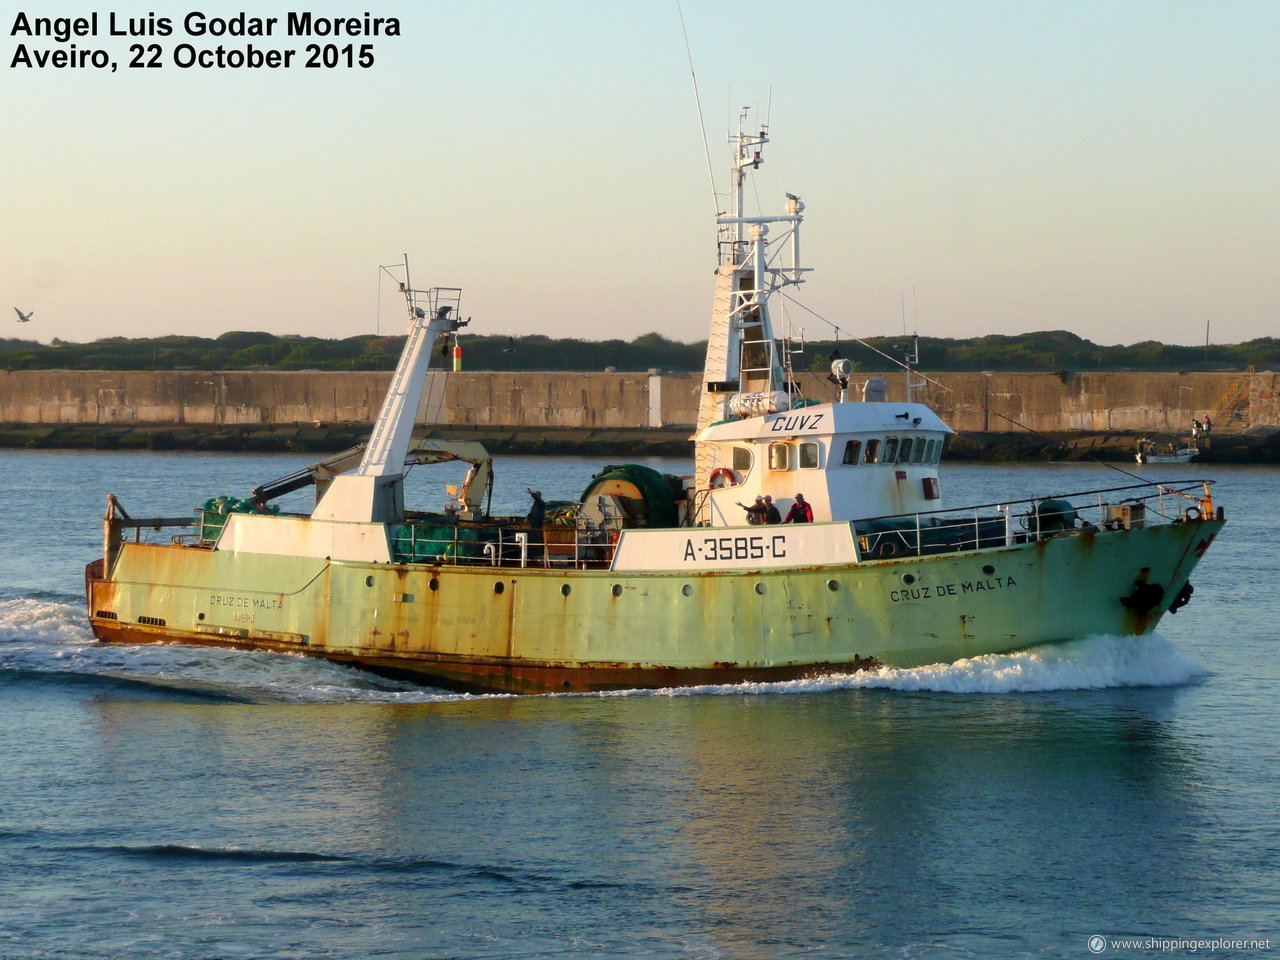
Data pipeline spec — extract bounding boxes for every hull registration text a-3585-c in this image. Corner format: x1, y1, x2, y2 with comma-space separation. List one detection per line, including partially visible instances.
611, 525, 858, 571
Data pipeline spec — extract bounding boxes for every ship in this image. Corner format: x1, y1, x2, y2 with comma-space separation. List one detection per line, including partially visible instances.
1136, 438, 1200, 464
85, 117, 1225, 694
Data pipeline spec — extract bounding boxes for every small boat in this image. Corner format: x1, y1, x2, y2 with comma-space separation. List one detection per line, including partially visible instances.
85, 116, 1225, 693
1136, 440, 1200, 464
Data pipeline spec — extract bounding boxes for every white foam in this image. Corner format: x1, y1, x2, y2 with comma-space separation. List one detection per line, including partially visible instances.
615, 634, 1205, 698
0, 598, 98, 660
0, 598, 494, 704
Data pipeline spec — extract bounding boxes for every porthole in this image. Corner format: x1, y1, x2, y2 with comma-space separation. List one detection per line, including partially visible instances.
681, 584, 694, 597
494, 581, 505, 595
611, 584, 623, 598
561, 584, 572, 597
755, 583, 767, 595
197, 612, 205, 621
902, 573, 916, 585
827, 580, 840, 592
982, 564, 996, 576
364, 575, 375, 587
429, 578, 439, 592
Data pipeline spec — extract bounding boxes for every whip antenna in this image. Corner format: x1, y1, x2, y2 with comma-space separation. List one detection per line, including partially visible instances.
676, 0, 719, 216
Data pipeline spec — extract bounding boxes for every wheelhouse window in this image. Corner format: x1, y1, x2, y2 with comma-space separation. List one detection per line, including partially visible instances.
911, 439, 926, 464
842, 439, 862, 465
882, 437, 899, 464
898, 438, 914, 464
732, 446, 753, 473
799, 441, 820, 469
863, 438, 881, 464
768, 442, 790, 471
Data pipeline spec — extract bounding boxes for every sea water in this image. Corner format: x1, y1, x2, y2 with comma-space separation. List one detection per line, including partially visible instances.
0, 450, 1276, 959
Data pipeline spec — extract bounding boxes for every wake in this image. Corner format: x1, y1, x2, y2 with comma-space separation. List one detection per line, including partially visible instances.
629, 634, 1205, 698
0, 598, 498, 704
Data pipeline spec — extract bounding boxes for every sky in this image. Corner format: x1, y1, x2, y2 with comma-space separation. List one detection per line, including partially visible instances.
3, 1, 1278, 349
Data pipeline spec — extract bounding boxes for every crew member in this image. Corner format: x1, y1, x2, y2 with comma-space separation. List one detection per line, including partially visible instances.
526, 488, 546, 562
762, 495, 782, 524
783, 492, 813, 523
737, 495, 767, 525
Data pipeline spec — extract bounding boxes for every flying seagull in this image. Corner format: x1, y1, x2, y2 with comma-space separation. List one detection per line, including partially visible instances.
14, 307, 33, 322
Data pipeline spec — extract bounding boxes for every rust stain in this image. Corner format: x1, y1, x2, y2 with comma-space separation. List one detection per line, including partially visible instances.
86, 607, 913, 695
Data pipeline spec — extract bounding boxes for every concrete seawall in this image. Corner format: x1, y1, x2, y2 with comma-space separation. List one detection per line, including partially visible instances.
3, 369, 1276, 430
2, 368, 1277, 460
0, 370, 693, 430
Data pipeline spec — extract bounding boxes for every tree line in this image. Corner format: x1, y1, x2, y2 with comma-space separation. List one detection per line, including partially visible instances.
2, 329, 1276, 373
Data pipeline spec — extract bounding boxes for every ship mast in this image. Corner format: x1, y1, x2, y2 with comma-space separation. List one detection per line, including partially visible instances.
694, 110, 810, 485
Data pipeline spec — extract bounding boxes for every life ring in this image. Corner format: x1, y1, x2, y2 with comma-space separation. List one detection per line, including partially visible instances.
708, 467, 740, 489
875, 538, 899, 559
1184, 506, 1201, 522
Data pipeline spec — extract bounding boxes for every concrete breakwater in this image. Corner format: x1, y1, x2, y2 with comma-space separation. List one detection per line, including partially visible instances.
2, 368, 1277, 461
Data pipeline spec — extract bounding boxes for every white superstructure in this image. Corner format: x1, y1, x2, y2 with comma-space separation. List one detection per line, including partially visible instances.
692, 111, 950, 527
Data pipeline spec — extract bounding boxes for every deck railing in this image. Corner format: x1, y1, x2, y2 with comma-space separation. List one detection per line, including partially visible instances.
110, 479, 1218, 572
386, 521, 618, 570
853, 480, 1217, 562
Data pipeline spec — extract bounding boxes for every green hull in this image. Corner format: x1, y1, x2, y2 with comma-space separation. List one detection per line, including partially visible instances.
87, 518, 1221, 693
